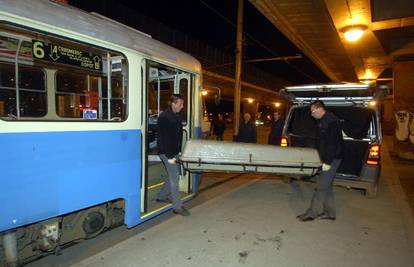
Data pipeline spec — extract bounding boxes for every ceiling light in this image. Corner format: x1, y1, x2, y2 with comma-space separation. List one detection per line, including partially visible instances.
359, 78, 375, 85
201, 90, 208, 96
342, 25, 367, 42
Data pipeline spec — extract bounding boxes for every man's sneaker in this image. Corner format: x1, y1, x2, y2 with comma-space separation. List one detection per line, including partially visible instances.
318, 213, 336, 221
173, 206, 190, 216
296, 213, 315, 222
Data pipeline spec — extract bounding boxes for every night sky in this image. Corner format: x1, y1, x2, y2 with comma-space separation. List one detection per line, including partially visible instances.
69, 0, 329, 84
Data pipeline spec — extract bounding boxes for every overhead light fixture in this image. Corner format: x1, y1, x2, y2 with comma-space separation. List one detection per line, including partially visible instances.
359, 78, 376, 85
247, 98, 254, 103
286, 83, 369, 90
342, 25, 367, 42
201, 90, 208, 96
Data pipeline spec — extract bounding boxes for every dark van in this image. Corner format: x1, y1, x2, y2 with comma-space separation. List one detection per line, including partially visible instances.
280, 83, 388, 197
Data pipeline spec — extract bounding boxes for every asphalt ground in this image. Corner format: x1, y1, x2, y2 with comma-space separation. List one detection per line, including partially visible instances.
25, 125, 414, 267
67, 129, 414, 267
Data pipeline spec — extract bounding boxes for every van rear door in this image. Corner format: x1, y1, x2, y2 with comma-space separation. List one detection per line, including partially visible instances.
279, 83, 388, 103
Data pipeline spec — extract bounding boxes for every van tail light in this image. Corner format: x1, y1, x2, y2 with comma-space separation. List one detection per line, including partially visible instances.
366, 144, 380, 165
280, 136, 288, 147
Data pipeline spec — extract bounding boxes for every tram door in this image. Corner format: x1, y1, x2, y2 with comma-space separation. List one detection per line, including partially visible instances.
142, 61, 193, 217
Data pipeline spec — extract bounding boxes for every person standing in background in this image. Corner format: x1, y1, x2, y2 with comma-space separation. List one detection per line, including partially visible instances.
268, 111, 284, 145
237, 112, 257, 143
213, 113, 226, 141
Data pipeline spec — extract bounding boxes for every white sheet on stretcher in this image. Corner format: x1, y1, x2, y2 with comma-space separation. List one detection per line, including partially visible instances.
179, 139, 322, 176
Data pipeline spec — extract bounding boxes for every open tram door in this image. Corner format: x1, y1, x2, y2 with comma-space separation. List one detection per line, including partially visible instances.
175, 72, 193, 195
141, 61, 195, 218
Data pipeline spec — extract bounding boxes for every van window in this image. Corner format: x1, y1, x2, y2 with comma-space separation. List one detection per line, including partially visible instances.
287, 107, 317, 148
287, 106, 376, 141
332, 107, 375, 139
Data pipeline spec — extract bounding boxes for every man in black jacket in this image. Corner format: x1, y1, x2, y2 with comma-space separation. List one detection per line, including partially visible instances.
268, 111, 284, 145
156, 94, 190, 216
237, 113, 257, 143
297, 100, 342, 222
213, 113, 226, 141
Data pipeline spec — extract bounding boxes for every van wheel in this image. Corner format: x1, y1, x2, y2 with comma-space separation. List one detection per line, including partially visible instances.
366, 184, 378, 198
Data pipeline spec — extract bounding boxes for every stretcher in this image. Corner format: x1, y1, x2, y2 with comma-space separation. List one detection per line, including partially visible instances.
179, 139, 322, 176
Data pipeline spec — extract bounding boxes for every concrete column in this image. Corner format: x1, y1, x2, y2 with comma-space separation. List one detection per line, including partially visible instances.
233, 0, 244, 138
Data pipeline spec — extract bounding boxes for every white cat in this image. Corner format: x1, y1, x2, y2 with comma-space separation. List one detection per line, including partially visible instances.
395, 110, 411, 142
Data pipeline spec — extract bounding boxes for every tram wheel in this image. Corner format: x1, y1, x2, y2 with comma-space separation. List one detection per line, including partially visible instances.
82, 211, 105, 238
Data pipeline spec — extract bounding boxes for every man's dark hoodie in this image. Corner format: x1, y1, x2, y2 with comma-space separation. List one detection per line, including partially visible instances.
157, 108, 183, 159
315, 111, 343, 164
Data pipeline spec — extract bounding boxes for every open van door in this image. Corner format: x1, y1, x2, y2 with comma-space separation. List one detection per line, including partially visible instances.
279, 83, 388, 104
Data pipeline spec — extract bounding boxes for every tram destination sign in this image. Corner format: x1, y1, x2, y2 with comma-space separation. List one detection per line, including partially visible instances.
32, 40, 102, 71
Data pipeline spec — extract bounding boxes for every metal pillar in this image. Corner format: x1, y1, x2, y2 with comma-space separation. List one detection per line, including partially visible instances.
233, 0, 244, 139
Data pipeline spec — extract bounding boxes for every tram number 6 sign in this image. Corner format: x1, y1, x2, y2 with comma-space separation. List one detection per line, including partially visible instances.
32, 40, 102, 71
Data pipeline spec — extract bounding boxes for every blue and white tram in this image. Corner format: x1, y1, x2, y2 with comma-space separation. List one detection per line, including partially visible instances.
0, 0, 202, 264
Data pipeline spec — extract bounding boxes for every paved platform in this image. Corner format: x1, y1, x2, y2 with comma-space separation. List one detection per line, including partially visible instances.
72, 138, 414, 267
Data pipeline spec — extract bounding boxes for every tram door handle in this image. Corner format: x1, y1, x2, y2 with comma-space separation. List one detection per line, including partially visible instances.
180, 128, 189, 176
182, 128, 189, 146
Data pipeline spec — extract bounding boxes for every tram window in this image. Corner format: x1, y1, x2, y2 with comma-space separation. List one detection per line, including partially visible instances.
53, 47, 128, 121
0, 63, 15, 88
19, 66, 45, 90
101, 77, 124, 98
19, 90, 47, 117
56, 72, 88, 118
56, 71, 127, 121
0, 63, 46, 117
1, 23, 128, 121
101, 100, 126, 121
147, 63, 191, 124
157, 82, 175, 117
0, 90, 15, 117
100, 76, 127, 120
